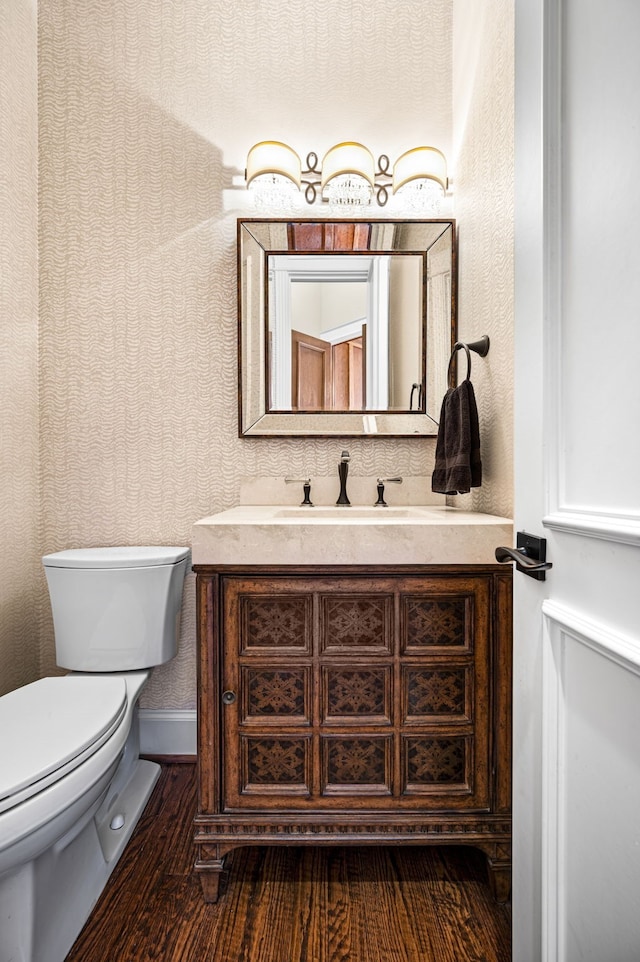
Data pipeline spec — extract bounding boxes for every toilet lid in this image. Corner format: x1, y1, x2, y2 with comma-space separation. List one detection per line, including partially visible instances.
0, 676, 127, 813
42, 546, 190, 568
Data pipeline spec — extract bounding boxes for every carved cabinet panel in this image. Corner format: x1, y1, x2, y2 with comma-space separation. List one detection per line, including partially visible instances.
221, 575, 489, 811
194, 565, 512, 905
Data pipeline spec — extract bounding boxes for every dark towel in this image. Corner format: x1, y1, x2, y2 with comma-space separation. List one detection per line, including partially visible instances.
431, 379, 482, 495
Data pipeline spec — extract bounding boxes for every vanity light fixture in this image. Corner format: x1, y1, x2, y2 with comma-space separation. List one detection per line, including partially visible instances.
244, 141, 303, 212
392, 146, 448, 213
245, 141, 448, 213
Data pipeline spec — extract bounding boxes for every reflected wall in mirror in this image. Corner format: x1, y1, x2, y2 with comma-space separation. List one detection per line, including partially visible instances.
238, 219, 456, 437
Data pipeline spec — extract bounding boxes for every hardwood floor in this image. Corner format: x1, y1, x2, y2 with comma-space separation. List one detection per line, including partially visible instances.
66, 764, 511, 962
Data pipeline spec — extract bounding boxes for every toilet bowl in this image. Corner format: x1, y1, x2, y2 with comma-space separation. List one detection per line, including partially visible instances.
0, 546, 190, 962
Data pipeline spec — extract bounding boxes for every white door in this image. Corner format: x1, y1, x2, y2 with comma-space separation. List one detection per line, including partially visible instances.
513, 1, 640, 960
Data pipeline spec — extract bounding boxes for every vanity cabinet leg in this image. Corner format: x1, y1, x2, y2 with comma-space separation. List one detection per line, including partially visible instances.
481, 843, 511, 903
195, 850, 227, 903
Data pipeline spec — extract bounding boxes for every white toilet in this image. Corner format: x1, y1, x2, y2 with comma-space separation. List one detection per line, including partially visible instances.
0, 545, 190, 962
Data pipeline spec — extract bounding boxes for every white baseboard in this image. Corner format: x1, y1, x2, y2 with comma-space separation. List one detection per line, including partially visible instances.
138, 709, 197, 757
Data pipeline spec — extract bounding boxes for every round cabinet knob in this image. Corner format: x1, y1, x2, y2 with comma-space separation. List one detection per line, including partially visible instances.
222, 690, 237, 705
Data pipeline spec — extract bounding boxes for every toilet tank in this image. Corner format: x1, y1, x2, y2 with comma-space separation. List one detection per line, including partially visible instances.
42, 546, 190, 672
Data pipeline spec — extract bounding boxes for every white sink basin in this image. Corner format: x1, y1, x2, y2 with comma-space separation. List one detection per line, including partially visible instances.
192, 504, 513, 567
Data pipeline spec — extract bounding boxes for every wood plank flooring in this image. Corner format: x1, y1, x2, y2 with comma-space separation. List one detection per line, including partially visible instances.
66, 764, 511, 962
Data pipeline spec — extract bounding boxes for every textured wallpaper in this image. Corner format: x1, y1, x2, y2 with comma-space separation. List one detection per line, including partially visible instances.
29, 0, 513, 712
0, 0, 40, 697
452, 0, 515, 520
36, 0, 454, 709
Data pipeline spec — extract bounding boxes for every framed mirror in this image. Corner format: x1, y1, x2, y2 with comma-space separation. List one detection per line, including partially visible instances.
238, 218, 456, 437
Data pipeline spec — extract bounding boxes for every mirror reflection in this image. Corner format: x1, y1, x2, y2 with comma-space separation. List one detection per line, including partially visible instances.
268, 253, 423, 412
238, 219, 456, 437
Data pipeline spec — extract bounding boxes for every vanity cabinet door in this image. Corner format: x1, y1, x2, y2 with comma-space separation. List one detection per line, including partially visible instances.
219, 574, 493, 815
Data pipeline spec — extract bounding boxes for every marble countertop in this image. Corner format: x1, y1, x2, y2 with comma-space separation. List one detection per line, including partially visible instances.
192, 504, 513, 567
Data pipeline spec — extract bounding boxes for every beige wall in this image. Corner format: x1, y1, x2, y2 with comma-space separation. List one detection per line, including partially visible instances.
0, 0, 41, 696
36, 0, 453, 709
0, 0, 513, 712
452, 0, 515, 519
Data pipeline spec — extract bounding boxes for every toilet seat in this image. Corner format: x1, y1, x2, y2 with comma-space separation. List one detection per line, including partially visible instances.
0, 676, 127, 814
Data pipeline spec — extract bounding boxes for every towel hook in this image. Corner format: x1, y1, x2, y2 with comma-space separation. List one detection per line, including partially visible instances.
447, 334, 490, 384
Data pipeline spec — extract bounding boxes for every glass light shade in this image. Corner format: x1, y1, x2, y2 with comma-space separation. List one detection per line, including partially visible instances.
325, 174, 373, 212
392, 147, 448, 194
245, 141, 302, 189
321, 142, 376, 189
248, 174, 302, 212
393, 179, 444, 215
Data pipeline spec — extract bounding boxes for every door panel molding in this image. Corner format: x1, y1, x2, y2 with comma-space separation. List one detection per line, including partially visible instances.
541, 608, 563, 962
543, 509, 640, 547
541, 0, 563, 529
542, 599, 640, 677
543, 0, 640, 529
541, 600, 640, 961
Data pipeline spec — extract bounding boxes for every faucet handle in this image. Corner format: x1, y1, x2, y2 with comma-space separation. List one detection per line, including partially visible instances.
374, 477, 403, 507
285, 477, 313, 506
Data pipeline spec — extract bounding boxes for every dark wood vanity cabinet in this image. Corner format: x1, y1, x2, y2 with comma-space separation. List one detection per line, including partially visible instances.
194, 565, 512, 903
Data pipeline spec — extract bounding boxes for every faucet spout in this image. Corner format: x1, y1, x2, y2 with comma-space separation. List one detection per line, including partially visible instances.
336, 450, 351, 506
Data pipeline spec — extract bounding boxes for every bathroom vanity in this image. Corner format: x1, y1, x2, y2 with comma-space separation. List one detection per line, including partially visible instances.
192, 504, 513, 903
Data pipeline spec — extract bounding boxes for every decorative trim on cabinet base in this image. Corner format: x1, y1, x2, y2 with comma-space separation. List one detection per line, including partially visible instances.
194, 817, 512, 904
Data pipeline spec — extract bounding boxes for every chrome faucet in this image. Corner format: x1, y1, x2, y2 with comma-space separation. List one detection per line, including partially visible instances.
336, 450, 351, 505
